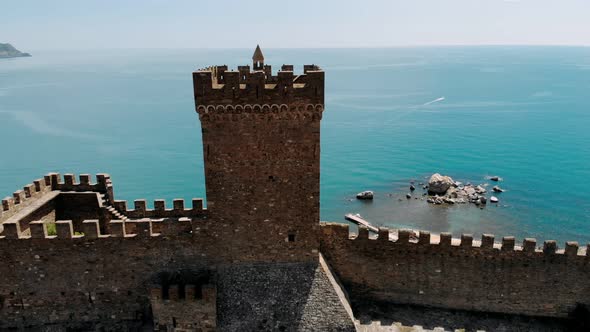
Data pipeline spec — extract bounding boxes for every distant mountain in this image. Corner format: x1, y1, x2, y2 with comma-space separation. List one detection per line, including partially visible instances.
0, 43, 31, 58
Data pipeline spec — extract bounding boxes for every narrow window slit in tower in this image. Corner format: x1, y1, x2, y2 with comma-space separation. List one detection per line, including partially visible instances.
288, 233, 296, 242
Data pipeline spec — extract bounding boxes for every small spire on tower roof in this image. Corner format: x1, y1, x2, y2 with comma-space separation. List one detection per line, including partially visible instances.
252, 44, 264, 61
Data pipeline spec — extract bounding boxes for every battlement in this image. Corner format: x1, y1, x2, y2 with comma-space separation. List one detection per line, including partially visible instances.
1, 217, 198, 240
193, 64, 324, 106
113, 198, 205, 219
150, 283, 217, 330
150, 284, 216, 303
320, 222, 586, 260
1, 173, 113, 219
320, 222, 590, 318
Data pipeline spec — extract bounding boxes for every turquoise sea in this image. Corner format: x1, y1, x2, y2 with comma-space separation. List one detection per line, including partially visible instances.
1, 47, 589, 243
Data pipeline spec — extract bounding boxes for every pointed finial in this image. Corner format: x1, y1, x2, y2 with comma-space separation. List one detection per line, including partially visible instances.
252, 44, 264, 61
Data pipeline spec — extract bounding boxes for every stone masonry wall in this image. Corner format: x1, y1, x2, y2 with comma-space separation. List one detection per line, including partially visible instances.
0, 221, 355, 331
194, 64, 325, 263
320, 222, 590, 318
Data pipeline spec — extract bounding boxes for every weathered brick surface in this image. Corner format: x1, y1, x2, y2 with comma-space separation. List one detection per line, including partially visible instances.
195, 62, 325, 263
150, 284, 216, 330
216, 261, 355, 331
320, 222, 590, 318
0, 233, 355, 330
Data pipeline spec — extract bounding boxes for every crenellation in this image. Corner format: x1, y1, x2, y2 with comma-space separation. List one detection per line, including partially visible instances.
50, 172, 61, 189
114, 200, 127, 211
439, 232, 452, 247
565, 241, 579, 257
109, 220, 126, 237
502, 236, 515, 251
2, 221, 22, 239
23, 184, 34, 197
2, 196, 13, 211
192, 198, 203, 210
134, 199, 147, 215
103, 198, 206, 220
319, 223, 590, 260
320, 222, 590, 319
13, 189, 25, 204
29, 220, 48, 239
543, 240, 557, 254
419, 230, 431, 245
281, 64, 294, 71
131, 219, 157, 237
357, 225, 369, 240
193, 64, 324, 106
397, 229, 412, 243
481, 234, 495, 249
64, 173, 76, 185
43, 174, 52, 186
154, 199, 166, 212
82, 220, 101, 239
55, 220, 75, 239
523, 238, 537, 252
460, 234, 473, 247
79, 174, 91, 185
33, 179, 45, 192
173, 198, 184, 211
96, 173, 109, 185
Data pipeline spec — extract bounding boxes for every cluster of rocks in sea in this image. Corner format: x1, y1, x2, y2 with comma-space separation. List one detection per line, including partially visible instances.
413, 173, 503, 206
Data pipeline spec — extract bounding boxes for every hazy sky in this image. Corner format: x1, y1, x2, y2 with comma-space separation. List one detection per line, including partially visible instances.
3, 0, 590, 49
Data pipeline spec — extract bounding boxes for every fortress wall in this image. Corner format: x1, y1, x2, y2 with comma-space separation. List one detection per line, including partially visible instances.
1, 175, 54, 228
50, 173, 113, 197
319, 222, 590, 318
113, 198, 206, 219
0, 232, 213, 329
1, 174, 116, 236
0, 220, 353, 330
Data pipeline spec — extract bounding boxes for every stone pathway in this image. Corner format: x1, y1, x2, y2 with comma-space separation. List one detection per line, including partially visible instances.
355, 320, 484, 332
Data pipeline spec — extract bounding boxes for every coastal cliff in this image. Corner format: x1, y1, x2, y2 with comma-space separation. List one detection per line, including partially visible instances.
0, 43, 31, 58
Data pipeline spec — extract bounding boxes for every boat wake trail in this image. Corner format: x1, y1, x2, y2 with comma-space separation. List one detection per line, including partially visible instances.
423, 97, 445, 106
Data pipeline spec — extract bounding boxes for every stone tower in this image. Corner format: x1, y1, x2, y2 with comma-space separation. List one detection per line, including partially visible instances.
193, 46, 324, 262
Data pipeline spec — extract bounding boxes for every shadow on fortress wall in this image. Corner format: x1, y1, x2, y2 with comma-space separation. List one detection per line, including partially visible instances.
354, 300, 590, 332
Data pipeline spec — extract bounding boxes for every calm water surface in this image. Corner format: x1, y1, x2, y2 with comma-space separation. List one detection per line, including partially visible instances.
1, 47, 589, 243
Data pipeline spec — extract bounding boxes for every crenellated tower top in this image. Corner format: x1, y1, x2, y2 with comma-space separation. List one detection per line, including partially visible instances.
192, 46, 324, 108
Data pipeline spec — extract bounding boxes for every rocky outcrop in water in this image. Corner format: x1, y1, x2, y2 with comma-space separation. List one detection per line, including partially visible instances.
427, 173, 454, 195
423, 173, 504, 207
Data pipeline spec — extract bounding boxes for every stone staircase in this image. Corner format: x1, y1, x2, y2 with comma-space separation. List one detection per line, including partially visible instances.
100, 193, 129, 221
